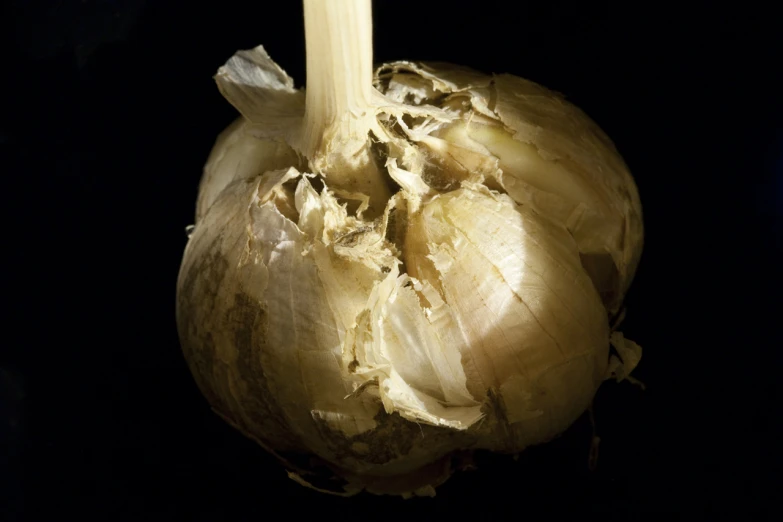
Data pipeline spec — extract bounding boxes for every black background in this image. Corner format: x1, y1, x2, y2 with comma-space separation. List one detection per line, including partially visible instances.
3, 0, 781, 520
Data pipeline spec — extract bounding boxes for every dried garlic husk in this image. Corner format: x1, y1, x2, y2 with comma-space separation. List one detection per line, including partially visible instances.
177, 0, 644, 497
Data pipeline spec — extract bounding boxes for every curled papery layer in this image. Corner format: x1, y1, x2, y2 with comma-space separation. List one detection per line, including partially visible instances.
376, 61, 644, 313
404, 185, 610, 449
212, 48, 643, 313
179, 167, 478, 484
179, 164, 612, 486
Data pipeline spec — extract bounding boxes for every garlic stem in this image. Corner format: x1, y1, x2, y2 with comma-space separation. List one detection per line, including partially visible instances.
302, 0, 390, 217
303, 0, 375, 145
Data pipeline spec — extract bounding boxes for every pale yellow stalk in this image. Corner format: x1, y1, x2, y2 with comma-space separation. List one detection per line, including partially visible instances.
301, 0, 390, 217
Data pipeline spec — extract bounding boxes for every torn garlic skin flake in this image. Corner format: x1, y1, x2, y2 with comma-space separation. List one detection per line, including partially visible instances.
177, 0, 644, 497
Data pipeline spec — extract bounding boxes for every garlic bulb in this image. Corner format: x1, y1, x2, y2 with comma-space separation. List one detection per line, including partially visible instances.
177, 0, 643, 497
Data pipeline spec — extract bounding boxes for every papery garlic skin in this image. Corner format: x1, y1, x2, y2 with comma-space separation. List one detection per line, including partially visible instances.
376, 62, 643, 314
404, 185, 611, 450
177, 45, 643, 496
195, 118, 304, 222
178, 167, 476, 491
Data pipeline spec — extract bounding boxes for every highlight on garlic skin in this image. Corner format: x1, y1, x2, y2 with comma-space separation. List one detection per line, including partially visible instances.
176, 0, 644, 497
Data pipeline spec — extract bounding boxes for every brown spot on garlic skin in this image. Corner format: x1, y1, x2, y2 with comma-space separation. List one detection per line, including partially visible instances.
311, 408, 473, 477
483, 388, 515, 452
312, 410, 417, 466
177, 183, 308, 454
181, 247, 229, 321
177, 249, 227, 413
227, 292, 299, 451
